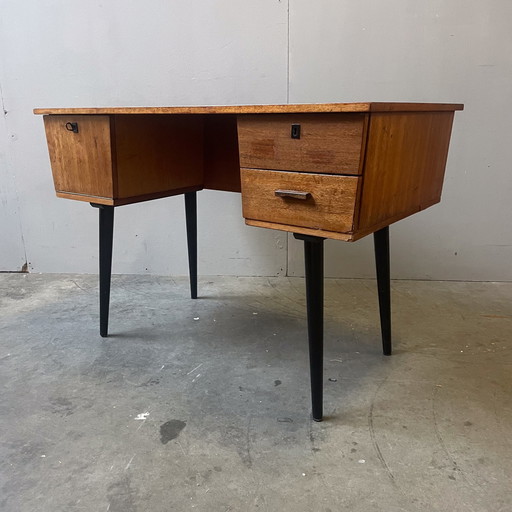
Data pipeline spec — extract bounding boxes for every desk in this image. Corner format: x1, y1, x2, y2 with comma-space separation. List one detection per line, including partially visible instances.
34, 102, 463, 421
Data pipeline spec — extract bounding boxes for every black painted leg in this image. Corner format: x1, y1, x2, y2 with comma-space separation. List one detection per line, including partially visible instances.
184, 192, 198, 299
91, 203, 114, 338
294, 233, 325, 422
373, 226, 392, 356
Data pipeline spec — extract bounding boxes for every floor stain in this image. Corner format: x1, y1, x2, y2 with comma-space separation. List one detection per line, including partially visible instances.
160, 420, 186, 444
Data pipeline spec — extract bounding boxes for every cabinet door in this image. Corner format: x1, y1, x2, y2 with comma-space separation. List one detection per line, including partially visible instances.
43, 115, 114, 199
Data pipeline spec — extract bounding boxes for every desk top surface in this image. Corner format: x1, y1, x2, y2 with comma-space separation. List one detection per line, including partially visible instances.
34, 102, 463, 116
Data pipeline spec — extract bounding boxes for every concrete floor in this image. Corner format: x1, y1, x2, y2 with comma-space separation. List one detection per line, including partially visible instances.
0, 274, 511, 512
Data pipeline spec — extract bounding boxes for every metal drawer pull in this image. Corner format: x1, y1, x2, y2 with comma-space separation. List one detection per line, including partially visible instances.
275, 189, 311, 200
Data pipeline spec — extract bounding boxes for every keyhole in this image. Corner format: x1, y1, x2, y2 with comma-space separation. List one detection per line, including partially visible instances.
65, 122, 79, 133
291, 124, 301, 139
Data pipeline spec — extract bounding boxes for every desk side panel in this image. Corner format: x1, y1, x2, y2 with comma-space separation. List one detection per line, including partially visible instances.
203, 115, 241, 192
43, 115, 114, 200
356, 111, 455, 234
113, 115, 204, 199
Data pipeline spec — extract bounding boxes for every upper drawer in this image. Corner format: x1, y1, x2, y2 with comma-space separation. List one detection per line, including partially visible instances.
237, 113, 367, 175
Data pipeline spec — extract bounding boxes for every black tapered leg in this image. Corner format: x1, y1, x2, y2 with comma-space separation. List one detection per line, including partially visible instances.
373, 226, 392, 356
184, 192, 197, 299
294, 233, 325, 422
91, 203, 114, 338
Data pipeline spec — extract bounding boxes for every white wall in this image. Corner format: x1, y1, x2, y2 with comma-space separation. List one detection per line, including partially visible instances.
1, 1, 511, 280
0, 106, 26, 270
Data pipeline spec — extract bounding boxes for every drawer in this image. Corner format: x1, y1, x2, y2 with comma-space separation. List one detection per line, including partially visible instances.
241, 168, 359, 233
237, 113, 366, 175
44, 115, 114, 198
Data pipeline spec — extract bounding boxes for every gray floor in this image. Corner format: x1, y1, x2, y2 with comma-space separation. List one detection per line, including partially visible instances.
0, 274, 511, 512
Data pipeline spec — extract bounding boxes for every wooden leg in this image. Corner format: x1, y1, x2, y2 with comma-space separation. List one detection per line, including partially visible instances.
184, 192, 198, 299
294, 233, 325, 422
373, 226, 392, 356
91, 203, 114, 338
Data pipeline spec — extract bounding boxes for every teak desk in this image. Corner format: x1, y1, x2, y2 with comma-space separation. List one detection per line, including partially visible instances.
35, 102, 463, 421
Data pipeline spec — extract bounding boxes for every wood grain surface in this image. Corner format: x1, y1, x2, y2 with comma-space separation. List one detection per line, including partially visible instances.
357, 111, 456, 232
113, 114, 203, 199
43, 115, 114, 199
237, 114, 366, 175
203, 115, 241, 192
34, 102, 463, 116
241, 168, 359, 233
245, 219, 355, 241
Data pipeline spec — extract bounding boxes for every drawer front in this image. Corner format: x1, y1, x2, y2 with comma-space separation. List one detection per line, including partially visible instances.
43, 115, 113, 198
237, 113, 366, 175
241, 168, 359, 233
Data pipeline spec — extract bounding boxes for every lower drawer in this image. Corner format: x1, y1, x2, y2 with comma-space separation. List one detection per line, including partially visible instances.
241, 168, 359, 233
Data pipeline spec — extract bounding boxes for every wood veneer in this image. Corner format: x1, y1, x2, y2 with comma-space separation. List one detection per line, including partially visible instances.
237, 114, 366, 175
357, 111, 455, 233
34, 102, 463, 116
43, 115, 114, 200
241, 168, 359, 233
